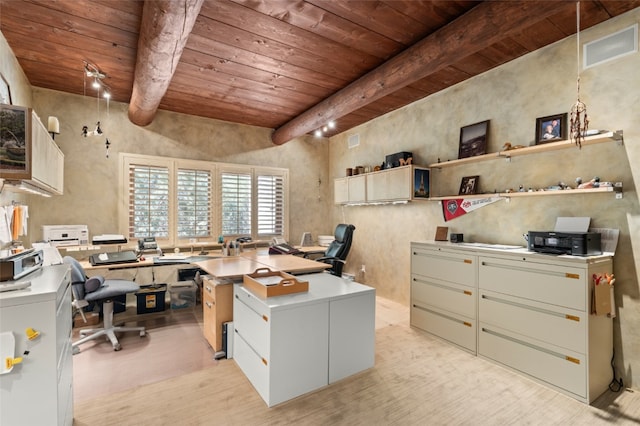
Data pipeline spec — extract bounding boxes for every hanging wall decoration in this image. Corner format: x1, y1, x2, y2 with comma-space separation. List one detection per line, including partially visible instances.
569, 1, 589, 148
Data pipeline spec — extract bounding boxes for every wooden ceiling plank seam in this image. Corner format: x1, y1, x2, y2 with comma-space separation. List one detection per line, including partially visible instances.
185, 33, 350, 89
191, 13, 380, 83
0, 0, 140, 49
305, 0, 433, 45
128, 0, 205, 126
171, 70, 321, 111
271, 0, 574, 144
169, 68, 319, 113
179, 48, 336, 98
26, 0, 142, 33
229, 0, 405, 59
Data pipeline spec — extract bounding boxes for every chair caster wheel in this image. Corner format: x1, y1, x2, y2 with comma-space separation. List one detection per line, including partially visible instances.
140, 331, 146, 337
114, 343, 122, 351
72, 346, 80, 355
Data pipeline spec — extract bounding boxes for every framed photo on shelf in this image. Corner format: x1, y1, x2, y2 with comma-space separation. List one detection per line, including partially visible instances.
458, 120, 489, 159
459, 175, 479, 195
535, 113, 567, 144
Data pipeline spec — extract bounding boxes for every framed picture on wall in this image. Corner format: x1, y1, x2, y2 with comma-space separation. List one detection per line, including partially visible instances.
458, 120, 489, 159
413, 167, 430, 198
459, 175, 479, 195
0, 73, 12, 105
535, 113, 567, 144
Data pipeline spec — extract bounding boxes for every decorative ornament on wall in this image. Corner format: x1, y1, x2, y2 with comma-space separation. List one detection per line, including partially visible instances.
569, 1, 589, 149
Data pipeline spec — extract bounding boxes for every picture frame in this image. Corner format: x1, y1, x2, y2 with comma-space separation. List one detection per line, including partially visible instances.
0, 104, 31, 179
458, 120, 489, 159
0, 73, 12, 105
459, 175, 479, 195
535, 113, 567, 144
413, 167, 430, 198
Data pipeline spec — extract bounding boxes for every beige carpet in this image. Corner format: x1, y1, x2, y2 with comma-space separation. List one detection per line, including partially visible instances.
73, 322, 640, 425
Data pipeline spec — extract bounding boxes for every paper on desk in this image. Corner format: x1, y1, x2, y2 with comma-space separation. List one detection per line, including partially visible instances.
555, 217, 590, 233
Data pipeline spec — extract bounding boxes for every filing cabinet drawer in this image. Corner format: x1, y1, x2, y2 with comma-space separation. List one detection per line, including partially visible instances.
479, 290, 586, 354
479, 323, 586, 399
411, 302, 476, 354
56, 281, 72, 371
233, 330, 269, 402
234, 293, 269, 358
479, 256, 585, 310
411, 275, 475, 318
412, 246, 476, 287
202, 289, 217, 349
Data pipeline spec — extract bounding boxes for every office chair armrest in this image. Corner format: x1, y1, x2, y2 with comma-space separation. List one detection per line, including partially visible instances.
315, 256, 345, 264
303, 250, 326, 258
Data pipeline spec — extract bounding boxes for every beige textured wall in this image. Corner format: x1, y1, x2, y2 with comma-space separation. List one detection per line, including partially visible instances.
26, 89, 331, 245
329, 10, 640, 386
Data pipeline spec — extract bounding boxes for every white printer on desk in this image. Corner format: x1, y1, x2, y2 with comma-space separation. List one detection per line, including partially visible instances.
42, 225, 89, 247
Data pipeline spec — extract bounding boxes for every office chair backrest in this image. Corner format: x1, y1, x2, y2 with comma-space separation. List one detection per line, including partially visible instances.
325, 224, 355, 275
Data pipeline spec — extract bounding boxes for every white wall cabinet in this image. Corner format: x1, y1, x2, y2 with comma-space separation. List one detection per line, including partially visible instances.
233, 273, 375, 407
335, 165, 429, 205
0, 265, 73, 425
410, 241, 614, 403
0, 105, 64, 196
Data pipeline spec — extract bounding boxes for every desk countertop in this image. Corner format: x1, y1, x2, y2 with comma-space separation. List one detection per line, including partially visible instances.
81, 249, 330, 279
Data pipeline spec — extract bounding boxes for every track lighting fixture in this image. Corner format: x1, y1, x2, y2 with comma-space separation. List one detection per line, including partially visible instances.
84, 61, 111, 99
313, 120, 337, 137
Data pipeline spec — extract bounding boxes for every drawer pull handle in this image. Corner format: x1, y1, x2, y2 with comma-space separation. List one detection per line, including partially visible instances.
464, 290, 472, 296
262, 358, 268, 366
206, 286, 212, 293
566, 273, 580, 279
464, 259, 472, 264
205, 302, 212, 309
566, 356, 580, 365
463, 321, 472, 327
565, 314, 580, 322
262, 315, 269, 322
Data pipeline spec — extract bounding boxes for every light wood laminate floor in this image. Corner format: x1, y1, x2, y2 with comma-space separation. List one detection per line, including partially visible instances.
73, 295, 640, 425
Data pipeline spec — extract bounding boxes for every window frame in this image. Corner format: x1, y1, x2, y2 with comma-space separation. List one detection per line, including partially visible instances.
119, 153, 288, 247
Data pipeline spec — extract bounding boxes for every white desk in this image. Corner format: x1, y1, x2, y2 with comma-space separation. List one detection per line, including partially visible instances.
233, 272, 375, 406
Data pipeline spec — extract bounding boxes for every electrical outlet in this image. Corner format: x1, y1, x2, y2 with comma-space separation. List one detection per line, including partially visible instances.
361, 264, 366, 273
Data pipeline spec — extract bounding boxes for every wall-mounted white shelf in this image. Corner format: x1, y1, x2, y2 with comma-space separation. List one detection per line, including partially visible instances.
428, 130, 623, 169
429, 185, 622, 201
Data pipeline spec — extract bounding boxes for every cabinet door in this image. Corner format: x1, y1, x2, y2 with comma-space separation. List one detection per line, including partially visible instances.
367, 167, 411, 201
348, 174, 366, 202
334, 178, 349, 204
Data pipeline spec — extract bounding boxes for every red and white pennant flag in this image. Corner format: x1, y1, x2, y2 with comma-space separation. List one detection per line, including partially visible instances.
442, 197, 503, 222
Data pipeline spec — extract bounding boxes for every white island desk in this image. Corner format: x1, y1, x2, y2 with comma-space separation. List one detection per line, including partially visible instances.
233, 272, 376, 407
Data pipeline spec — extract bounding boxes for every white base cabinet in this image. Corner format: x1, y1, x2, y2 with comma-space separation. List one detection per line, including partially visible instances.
233, 273, 375, 407
0, 265, 73, 425
411, 241, 613, 403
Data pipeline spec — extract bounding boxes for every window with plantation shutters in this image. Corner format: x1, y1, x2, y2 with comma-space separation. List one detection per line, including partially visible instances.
128, 164, 170, 238
177, 168, 212, 238
257, 174, 284, 237
120, 153, 288, 245
221, 172, 252, 236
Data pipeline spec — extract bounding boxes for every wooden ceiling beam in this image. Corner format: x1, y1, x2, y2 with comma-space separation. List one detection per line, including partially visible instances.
271, 0, 572, 145
128, 0, 204, 126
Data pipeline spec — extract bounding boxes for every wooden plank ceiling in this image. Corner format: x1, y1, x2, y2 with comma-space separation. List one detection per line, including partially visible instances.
1, 0, 639, 144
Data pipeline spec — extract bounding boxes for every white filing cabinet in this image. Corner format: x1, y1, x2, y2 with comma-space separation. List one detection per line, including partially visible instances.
478, 253, 613, 403
233, 273, 375, 407
410, 243, 477, 354
1, 264, 73, 425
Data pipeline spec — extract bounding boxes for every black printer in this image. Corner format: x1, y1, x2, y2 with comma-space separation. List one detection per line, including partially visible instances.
527, 231, 602, 256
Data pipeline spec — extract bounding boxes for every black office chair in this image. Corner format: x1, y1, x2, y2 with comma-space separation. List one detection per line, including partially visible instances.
64, 256, 146, 353
305, 224, 355, 277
